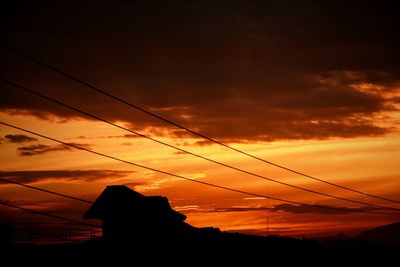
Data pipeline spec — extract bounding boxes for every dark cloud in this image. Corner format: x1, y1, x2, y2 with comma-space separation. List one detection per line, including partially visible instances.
193, 140, 215, 147
0, 170, 134, 184
4, 134, 38, 143
174, 151, 187, 155
75, 134, 139, 140
121, 142, 132, 146
0, 1, 399, 142
212, 203, 382, 215
98, 134, 139, 139
213, 206, 270, 213
0, 198, 20, 205
123, 181, 145, 188
16, 143, 91, 156
270, 203, 353, 215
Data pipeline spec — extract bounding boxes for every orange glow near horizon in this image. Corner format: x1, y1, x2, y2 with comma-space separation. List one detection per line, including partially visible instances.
2, 1, 400, 245
1, 110, 399, 237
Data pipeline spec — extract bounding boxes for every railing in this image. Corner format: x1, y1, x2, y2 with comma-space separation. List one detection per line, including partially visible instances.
0, 222, 102, 245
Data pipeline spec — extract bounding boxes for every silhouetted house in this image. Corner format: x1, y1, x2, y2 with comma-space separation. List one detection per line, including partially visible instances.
83, 185, 219, 242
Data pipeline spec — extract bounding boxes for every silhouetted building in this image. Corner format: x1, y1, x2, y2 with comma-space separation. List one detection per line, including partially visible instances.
83, 185, 219, 242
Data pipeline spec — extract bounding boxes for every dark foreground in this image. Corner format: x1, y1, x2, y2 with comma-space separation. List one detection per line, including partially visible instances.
2, 234, 398, 265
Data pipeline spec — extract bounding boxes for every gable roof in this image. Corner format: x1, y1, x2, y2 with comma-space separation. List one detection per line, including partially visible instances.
83, 185, 186, 222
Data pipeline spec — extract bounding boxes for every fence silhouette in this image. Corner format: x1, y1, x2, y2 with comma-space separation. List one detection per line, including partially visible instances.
0, 221, 102, 245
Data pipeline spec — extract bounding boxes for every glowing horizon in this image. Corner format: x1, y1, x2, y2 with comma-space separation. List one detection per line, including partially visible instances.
1, 1, 400, 238
1, 110, 399, 237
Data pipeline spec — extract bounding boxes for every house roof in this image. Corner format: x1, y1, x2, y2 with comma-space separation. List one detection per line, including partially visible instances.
83, 185, 186, 221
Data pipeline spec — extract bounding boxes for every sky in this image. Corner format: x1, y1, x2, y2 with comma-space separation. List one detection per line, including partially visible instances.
0, 0, 400, 237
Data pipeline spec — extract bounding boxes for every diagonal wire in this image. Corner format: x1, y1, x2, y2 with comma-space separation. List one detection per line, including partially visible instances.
1, 77, 399, 211
0, 121, 399, 215
0, 201, 101, 227
0, 178, 93, 204
1, 43, 398, 205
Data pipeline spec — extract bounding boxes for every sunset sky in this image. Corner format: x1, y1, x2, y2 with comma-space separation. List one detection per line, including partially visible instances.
1, 1, 400, 237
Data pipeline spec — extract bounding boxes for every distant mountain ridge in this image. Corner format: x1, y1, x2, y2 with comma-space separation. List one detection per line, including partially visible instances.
320, 221, 400, 245
355, 221, 400, 245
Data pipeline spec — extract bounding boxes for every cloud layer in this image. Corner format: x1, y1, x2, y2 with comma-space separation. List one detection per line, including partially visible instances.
16, 143, 91, 156
0, 170, 134, 184
4, 134, 38, 143
1, 1, 399, 142
204, 203, 383, 215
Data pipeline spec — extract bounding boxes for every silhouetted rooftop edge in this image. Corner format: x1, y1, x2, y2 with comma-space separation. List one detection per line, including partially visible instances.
83, 185, 186, 221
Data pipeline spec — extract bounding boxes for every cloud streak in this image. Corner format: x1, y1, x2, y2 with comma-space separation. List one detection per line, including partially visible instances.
76, 134, 139, 140
270, 203, 360, 215
4, 134, 38, 143
0, 170, 134, 184
209, 203, 383, 215
16, 143, 91, 156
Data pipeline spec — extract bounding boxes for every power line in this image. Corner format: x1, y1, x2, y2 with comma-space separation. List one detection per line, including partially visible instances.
1, 44, 398, 206
0, 121, 399, 215
2, 78, 399, 211
0, 201, 100, 228
0, 178, 93, 204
